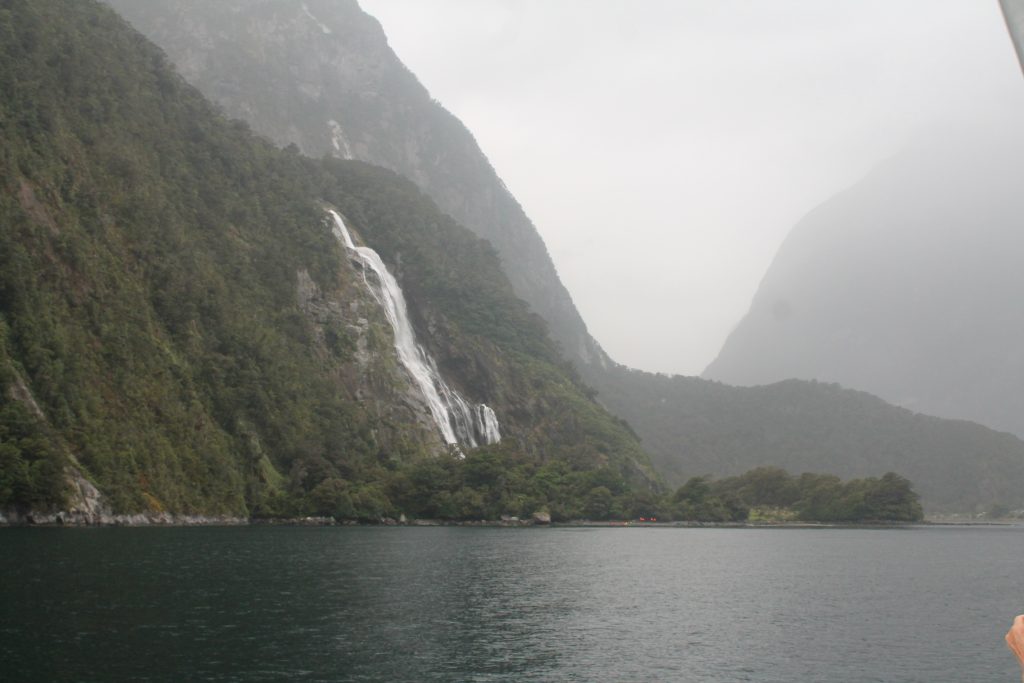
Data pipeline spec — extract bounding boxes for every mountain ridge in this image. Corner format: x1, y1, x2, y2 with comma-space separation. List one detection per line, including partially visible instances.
0, 0, 657, 521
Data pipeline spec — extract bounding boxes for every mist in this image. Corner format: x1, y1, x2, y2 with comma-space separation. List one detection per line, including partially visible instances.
362, 0, 1024, 375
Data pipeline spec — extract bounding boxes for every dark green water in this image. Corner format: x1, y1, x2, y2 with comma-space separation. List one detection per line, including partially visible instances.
2, 525, 1022, 682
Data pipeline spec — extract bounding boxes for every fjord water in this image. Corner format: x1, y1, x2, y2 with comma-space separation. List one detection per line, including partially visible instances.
3, 526, 1021, 682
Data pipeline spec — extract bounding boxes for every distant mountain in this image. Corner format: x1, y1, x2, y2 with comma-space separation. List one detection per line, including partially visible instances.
101, 0, 1024, 513
705, 135, 1024, 438
0, 0, 656, 521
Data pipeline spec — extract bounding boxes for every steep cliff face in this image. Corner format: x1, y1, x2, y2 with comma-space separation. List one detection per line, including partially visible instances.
0, 0, 656, 520
106, 0, 609, 370
704, 136, 1024, 438
99, 0, 1024, 513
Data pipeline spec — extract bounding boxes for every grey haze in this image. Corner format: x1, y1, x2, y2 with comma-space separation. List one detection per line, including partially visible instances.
362, 0, 1024, 375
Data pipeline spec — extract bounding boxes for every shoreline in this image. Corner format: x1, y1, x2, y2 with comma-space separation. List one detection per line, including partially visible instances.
2, 510, 1015, 529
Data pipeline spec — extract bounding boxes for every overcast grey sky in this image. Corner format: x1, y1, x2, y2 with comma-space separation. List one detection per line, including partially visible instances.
361, 0, 1024, 376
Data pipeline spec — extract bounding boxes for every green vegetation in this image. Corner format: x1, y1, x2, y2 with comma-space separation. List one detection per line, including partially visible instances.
584, 365, 1024, 513
0, 0, 656, 517
287, 456, 922, 524
106, 0, 602, 375
298, 444, 654, 522
687, 467, 924, 523
105, 0, 1024, 519
0, 366, 67, 510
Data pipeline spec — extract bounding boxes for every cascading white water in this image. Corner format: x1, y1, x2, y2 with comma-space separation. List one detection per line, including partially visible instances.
328, 210, 501, 448
477, 404, 501, 444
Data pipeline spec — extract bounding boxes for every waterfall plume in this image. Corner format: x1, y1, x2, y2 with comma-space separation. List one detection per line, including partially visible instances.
328, 210, 500, 449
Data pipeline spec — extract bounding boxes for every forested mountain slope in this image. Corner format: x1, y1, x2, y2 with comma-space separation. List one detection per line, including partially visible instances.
590, 367, 1024, 512
103, 0, 1024, 513
0, 0, 656, 521
705, 137, 1024, 438
105, 0, 611, 369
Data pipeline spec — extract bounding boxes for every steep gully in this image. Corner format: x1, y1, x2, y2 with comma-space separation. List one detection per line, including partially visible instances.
328, 210, 500, 450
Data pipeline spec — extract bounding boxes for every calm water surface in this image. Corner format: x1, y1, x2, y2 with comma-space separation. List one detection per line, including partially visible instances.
2, 525, 1023, 682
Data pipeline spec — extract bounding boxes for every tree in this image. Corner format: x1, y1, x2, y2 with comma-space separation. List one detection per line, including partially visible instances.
584, 486, 613, 520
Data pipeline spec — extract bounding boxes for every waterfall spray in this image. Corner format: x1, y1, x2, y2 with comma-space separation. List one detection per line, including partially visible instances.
328, 210, 500, 448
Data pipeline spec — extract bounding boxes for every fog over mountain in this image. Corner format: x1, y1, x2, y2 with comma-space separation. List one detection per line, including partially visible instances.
362, 0, 1024, 375
705, 130, 1024, 437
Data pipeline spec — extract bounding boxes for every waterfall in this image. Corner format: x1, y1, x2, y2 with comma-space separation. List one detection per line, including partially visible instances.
477, 404, 501, 444
328, 210, 501, 448
327, 120, 353, 160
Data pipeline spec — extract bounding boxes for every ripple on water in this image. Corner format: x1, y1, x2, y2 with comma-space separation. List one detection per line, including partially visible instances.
1, 525, 1023, 681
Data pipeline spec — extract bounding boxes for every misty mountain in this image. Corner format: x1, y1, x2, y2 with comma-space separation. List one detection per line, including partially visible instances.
704, 135, 1024, 438
589, 367, 1024, 512
104, 0, 611, 370
100, 0, 1024, 513
0, 0, 657, 521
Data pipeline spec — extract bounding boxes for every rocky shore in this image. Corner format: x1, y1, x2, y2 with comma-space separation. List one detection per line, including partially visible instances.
0, 509, 249, 527
0, 509, 556, 528
1, 511, 940, 529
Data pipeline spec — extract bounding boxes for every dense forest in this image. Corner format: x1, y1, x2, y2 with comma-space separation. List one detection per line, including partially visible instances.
585, 366, 1024, 513
0, 0, 656, 520
670, 467, 922, 523
307, 458, 923, 524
